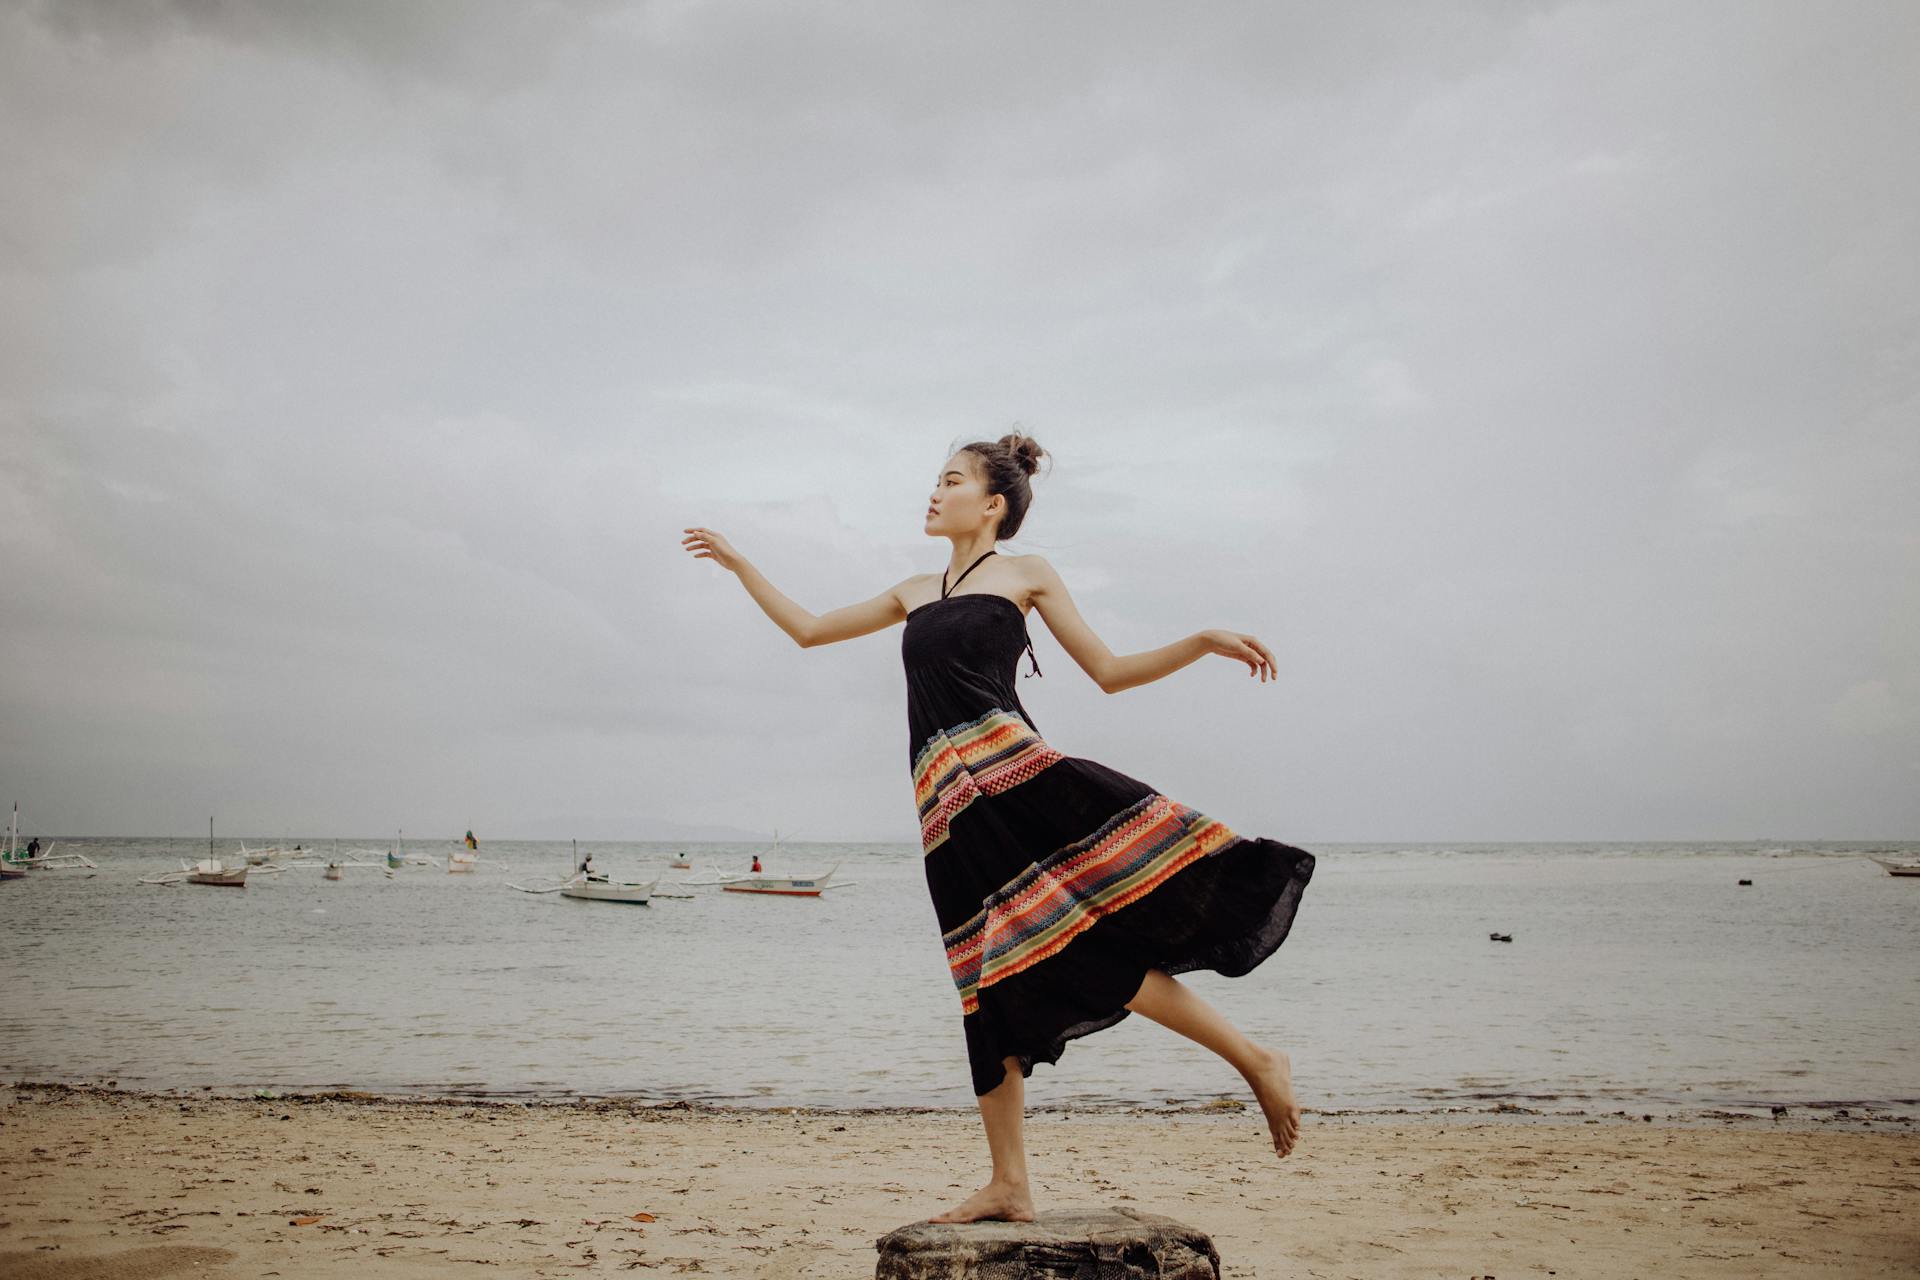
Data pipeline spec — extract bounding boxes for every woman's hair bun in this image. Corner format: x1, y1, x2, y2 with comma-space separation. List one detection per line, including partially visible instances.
999, 433, 1045, 477
958, 430, 1045, 539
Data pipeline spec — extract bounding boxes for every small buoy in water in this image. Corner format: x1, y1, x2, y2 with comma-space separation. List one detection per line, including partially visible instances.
1489, 932, 1513, 943
1737, 878, 1752, 886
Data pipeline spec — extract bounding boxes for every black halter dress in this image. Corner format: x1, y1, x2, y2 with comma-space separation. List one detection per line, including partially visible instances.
903, 551, 1316, 1096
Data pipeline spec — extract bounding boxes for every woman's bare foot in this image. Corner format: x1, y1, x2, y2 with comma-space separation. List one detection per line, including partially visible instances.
927, 1178, 1037, 1224
1247, 1047, 1301, 1157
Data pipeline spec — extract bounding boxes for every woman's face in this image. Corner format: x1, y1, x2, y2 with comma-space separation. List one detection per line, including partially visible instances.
924, 452, 1002, 538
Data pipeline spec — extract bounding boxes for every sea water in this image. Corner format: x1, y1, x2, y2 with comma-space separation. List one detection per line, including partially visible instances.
1, 840, 1914, 1120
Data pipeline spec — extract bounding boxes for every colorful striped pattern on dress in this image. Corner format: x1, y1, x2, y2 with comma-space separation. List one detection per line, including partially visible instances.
942, 792, 1240, 1014
913, 708, 1063, 854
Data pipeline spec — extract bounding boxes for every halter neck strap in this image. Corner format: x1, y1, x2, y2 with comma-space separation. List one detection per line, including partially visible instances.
942, 549, 997, 599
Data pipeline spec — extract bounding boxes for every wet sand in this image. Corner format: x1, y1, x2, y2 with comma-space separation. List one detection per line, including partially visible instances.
2, 1085, 1914, 1278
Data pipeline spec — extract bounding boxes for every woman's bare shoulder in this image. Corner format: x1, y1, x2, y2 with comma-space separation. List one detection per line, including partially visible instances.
891, 571, 940, 610
1002, 552, 1060, 583
997, 553, 1063, 604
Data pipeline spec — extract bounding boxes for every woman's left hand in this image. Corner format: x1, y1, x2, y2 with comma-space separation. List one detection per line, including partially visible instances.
1199, 629, 1277, 682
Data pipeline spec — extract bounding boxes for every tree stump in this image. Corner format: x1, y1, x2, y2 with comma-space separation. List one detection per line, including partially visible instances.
875, 1206, 1221, 1279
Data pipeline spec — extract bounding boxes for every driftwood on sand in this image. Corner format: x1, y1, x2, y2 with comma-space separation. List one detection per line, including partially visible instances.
875, 1206, 1220, 1279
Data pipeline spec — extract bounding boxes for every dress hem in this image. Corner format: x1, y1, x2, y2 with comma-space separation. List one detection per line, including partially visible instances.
972, 836, 1315, 1097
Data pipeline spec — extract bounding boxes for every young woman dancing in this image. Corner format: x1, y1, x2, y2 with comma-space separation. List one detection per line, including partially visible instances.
681, 434, 1314, 1224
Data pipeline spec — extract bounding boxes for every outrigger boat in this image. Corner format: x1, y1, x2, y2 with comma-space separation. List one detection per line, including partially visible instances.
374, 831, 433, 873
508, 842, 653, 902
1, 803, 96, 874
141, 817, 284, 887
684, 831, 855, 897
561, 872, 657, 904
1870, 856, 1920, 878
508, 869, 659, 904
140, 856, 261, 888
188, 858, 249, 887
717, 859, 848, 897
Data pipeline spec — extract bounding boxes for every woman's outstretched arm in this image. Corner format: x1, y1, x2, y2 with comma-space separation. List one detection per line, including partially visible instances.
682, 526, 913, 648
1025, 556, 1277, 693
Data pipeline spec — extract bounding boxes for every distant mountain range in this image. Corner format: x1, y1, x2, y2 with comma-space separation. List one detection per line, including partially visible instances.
621, 816, 775, 843
481, 813, 776, 843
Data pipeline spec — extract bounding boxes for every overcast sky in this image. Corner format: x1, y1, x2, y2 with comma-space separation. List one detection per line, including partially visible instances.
2, 1, 1915, 843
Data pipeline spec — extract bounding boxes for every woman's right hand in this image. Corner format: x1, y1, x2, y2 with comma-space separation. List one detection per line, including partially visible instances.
1198, 628, 1278, 682
681, 526, 744, 574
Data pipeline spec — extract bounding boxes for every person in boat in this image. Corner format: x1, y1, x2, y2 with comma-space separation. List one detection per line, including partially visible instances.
25, 837, 40, 858
750, 854, 763, 874
465, 830, 478, 849
682, 433, 1313, 1224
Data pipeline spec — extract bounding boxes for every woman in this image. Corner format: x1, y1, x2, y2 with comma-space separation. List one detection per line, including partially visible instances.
682, 434, 1314, 1224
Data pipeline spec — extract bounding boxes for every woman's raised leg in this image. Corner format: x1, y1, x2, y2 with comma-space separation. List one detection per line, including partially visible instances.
1125, 969, 1301, 1156
928, 1055, 1038, 1223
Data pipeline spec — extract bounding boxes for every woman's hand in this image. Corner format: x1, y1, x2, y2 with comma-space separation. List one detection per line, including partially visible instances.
681, 526, 744, 574
1199, 629, 1278, 682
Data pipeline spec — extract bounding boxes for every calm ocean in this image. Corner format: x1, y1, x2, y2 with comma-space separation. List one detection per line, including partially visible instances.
2, 839, 1915, 1122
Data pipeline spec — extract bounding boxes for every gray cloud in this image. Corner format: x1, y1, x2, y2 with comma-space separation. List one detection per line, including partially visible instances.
2, 0, 1915, 840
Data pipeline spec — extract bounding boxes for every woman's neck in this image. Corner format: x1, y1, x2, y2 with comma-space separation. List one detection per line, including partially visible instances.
946, 532, 998, 581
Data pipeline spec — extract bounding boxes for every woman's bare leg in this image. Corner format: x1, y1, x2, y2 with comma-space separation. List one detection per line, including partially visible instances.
928, 1055, 1038, 1223
1125, 969, 1301, 1156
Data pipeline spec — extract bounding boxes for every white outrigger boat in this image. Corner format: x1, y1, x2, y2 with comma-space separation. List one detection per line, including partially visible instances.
188, 858, 249, 887
508, 870, 659, 904
1, 803, 96, 876
140, 857, 258, 888
1870, 856, 1920, 878
508, 842, 655, 903
683, 831, 855, 897
717, 859, 848, 897
562, 872, 657, 904
141, 818, 284, 887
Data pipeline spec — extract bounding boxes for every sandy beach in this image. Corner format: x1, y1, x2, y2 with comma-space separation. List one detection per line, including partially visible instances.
2, 1085, 1913, 1278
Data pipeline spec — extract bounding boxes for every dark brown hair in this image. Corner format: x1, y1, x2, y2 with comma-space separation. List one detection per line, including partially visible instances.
960, 433, 1046, 540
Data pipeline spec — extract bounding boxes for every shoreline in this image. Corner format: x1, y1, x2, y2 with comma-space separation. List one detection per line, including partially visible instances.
5, 1083, 1915, 1278
10, 1078, 1915, 1133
